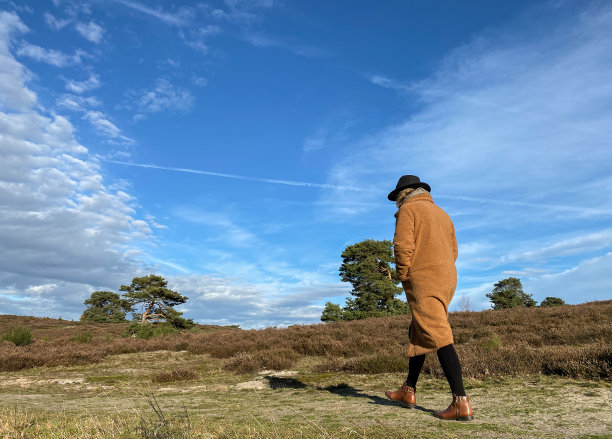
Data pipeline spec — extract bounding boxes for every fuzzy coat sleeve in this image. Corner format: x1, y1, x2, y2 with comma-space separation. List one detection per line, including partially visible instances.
451, 223, 458, 262
393, 205, 415, 282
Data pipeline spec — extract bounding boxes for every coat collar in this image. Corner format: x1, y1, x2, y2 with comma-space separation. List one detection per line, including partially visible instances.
401, 192, 433, 205
394, 193, 434, 218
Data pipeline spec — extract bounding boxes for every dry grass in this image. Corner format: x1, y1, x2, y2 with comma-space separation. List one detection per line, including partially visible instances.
1, 300, 611, 379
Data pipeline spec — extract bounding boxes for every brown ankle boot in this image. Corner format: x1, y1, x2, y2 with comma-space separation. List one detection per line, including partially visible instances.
434, 394, 473, 421
385, 382, 416, 408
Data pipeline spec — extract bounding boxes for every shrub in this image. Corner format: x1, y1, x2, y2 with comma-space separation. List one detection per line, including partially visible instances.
173, 342, 189, 351
1, 327, 33, 346
72, 331, 93, 343
481, 332, 502, 350
123, 322, 179, 339
152, 368, 198, 383
223, 348, 299, 374
540, 297, 566, 307
542, 345, 612, 379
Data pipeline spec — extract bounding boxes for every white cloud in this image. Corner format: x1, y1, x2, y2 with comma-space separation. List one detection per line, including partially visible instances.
525, 253, 612, 304
244, 33, 329, 58
0, 12, 36, 111
75, 20, 104, 43
505, 229, 612, 263
303, 115, 355, 153
44, 12, 70, 30
57, 94, 101, 112
191, 75, 207, 87
169, 275, 349, 328
65, 74, 100, 93
327, 3, 612, 210
222, 0, 275, 24
0, 11, 151, 318
84, 111, 135, 144
111, 0, 191, 26
369, 75, 410, 93
180, 25, 221, 54
129, 78, 194, 118
173, 207, 261, 248
17, 42, 86, 67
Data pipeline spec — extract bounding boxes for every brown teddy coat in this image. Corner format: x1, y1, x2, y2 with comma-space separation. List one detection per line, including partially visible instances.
393, 192, 458, 357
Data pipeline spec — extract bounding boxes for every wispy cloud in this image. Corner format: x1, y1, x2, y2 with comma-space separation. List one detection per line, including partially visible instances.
65, 74, 100, 94
75, 20, 104, 43
44, 12, 70, 30
17, 42, 86, 67
244, 33, 330, 58
505, 229, 612, 263
103, 159, 359, 191
369, 75, 411, 93
127, 78, 194, 119
303, 114, 355, 153
84, 111, 134, 144
525, 252, 612, 304
57, 94, 101, 111
330, 3, 612, 208
436, 194, 612, 217
111, 0, 190, 26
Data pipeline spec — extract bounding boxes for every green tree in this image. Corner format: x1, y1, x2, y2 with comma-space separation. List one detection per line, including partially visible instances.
486, 277, 537, 310
321, 239, 410, 321
321, 302, 343, 322
120, 274, 194, 328
539, 296, 566, 307
80, 291, 131, 323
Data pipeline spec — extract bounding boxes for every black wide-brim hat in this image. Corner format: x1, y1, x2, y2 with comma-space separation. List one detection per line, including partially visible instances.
387, 175, 431, 201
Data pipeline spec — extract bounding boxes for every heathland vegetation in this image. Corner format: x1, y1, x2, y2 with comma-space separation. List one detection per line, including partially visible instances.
1, 300, 610, 379
1, 301, 610, 438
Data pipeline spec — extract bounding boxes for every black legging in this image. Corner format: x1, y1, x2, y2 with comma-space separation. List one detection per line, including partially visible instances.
405, 344, 466, 396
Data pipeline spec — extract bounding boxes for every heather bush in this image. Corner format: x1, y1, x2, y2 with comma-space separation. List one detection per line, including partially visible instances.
481, 332, 502, 350
123, 322, 179, 339
223, 348, 299, 373
72, 331, 93, 343
152, 368, 198, 383
343, 353, 408, 374
0, 300, 610, 380
173, 341, 189, 351
1, 326, 33, 346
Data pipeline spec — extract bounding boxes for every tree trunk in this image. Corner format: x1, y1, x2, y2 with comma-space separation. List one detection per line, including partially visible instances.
142, 302, 155, 323
379, 266, 392, 281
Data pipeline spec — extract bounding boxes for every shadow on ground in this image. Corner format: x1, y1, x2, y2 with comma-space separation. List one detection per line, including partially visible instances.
261, 377, 435, 414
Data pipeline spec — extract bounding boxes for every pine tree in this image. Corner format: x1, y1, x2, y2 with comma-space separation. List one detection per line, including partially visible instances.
486, 277, 537, 310
81, 291, 131, 323
120, 274, 194, 328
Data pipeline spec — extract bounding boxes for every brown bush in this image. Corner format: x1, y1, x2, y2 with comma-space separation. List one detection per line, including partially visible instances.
223, 348, 299, 374
152, 368, 198, 383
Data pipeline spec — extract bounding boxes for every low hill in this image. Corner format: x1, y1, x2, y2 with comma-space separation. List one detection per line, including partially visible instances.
0, 314, 231, 341
1, 300, 610, 379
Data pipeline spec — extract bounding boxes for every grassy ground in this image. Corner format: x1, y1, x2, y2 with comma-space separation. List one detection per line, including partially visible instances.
0, 351, 610, 438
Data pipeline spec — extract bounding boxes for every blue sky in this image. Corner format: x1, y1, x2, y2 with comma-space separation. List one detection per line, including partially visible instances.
1, 0, 611, 328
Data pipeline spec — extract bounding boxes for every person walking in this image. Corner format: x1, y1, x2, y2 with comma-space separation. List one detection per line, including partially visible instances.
384, 175, 473, 421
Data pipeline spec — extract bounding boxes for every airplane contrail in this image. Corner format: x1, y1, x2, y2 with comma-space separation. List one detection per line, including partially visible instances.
102, 159, 360, 191
102, 159, 612, 215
